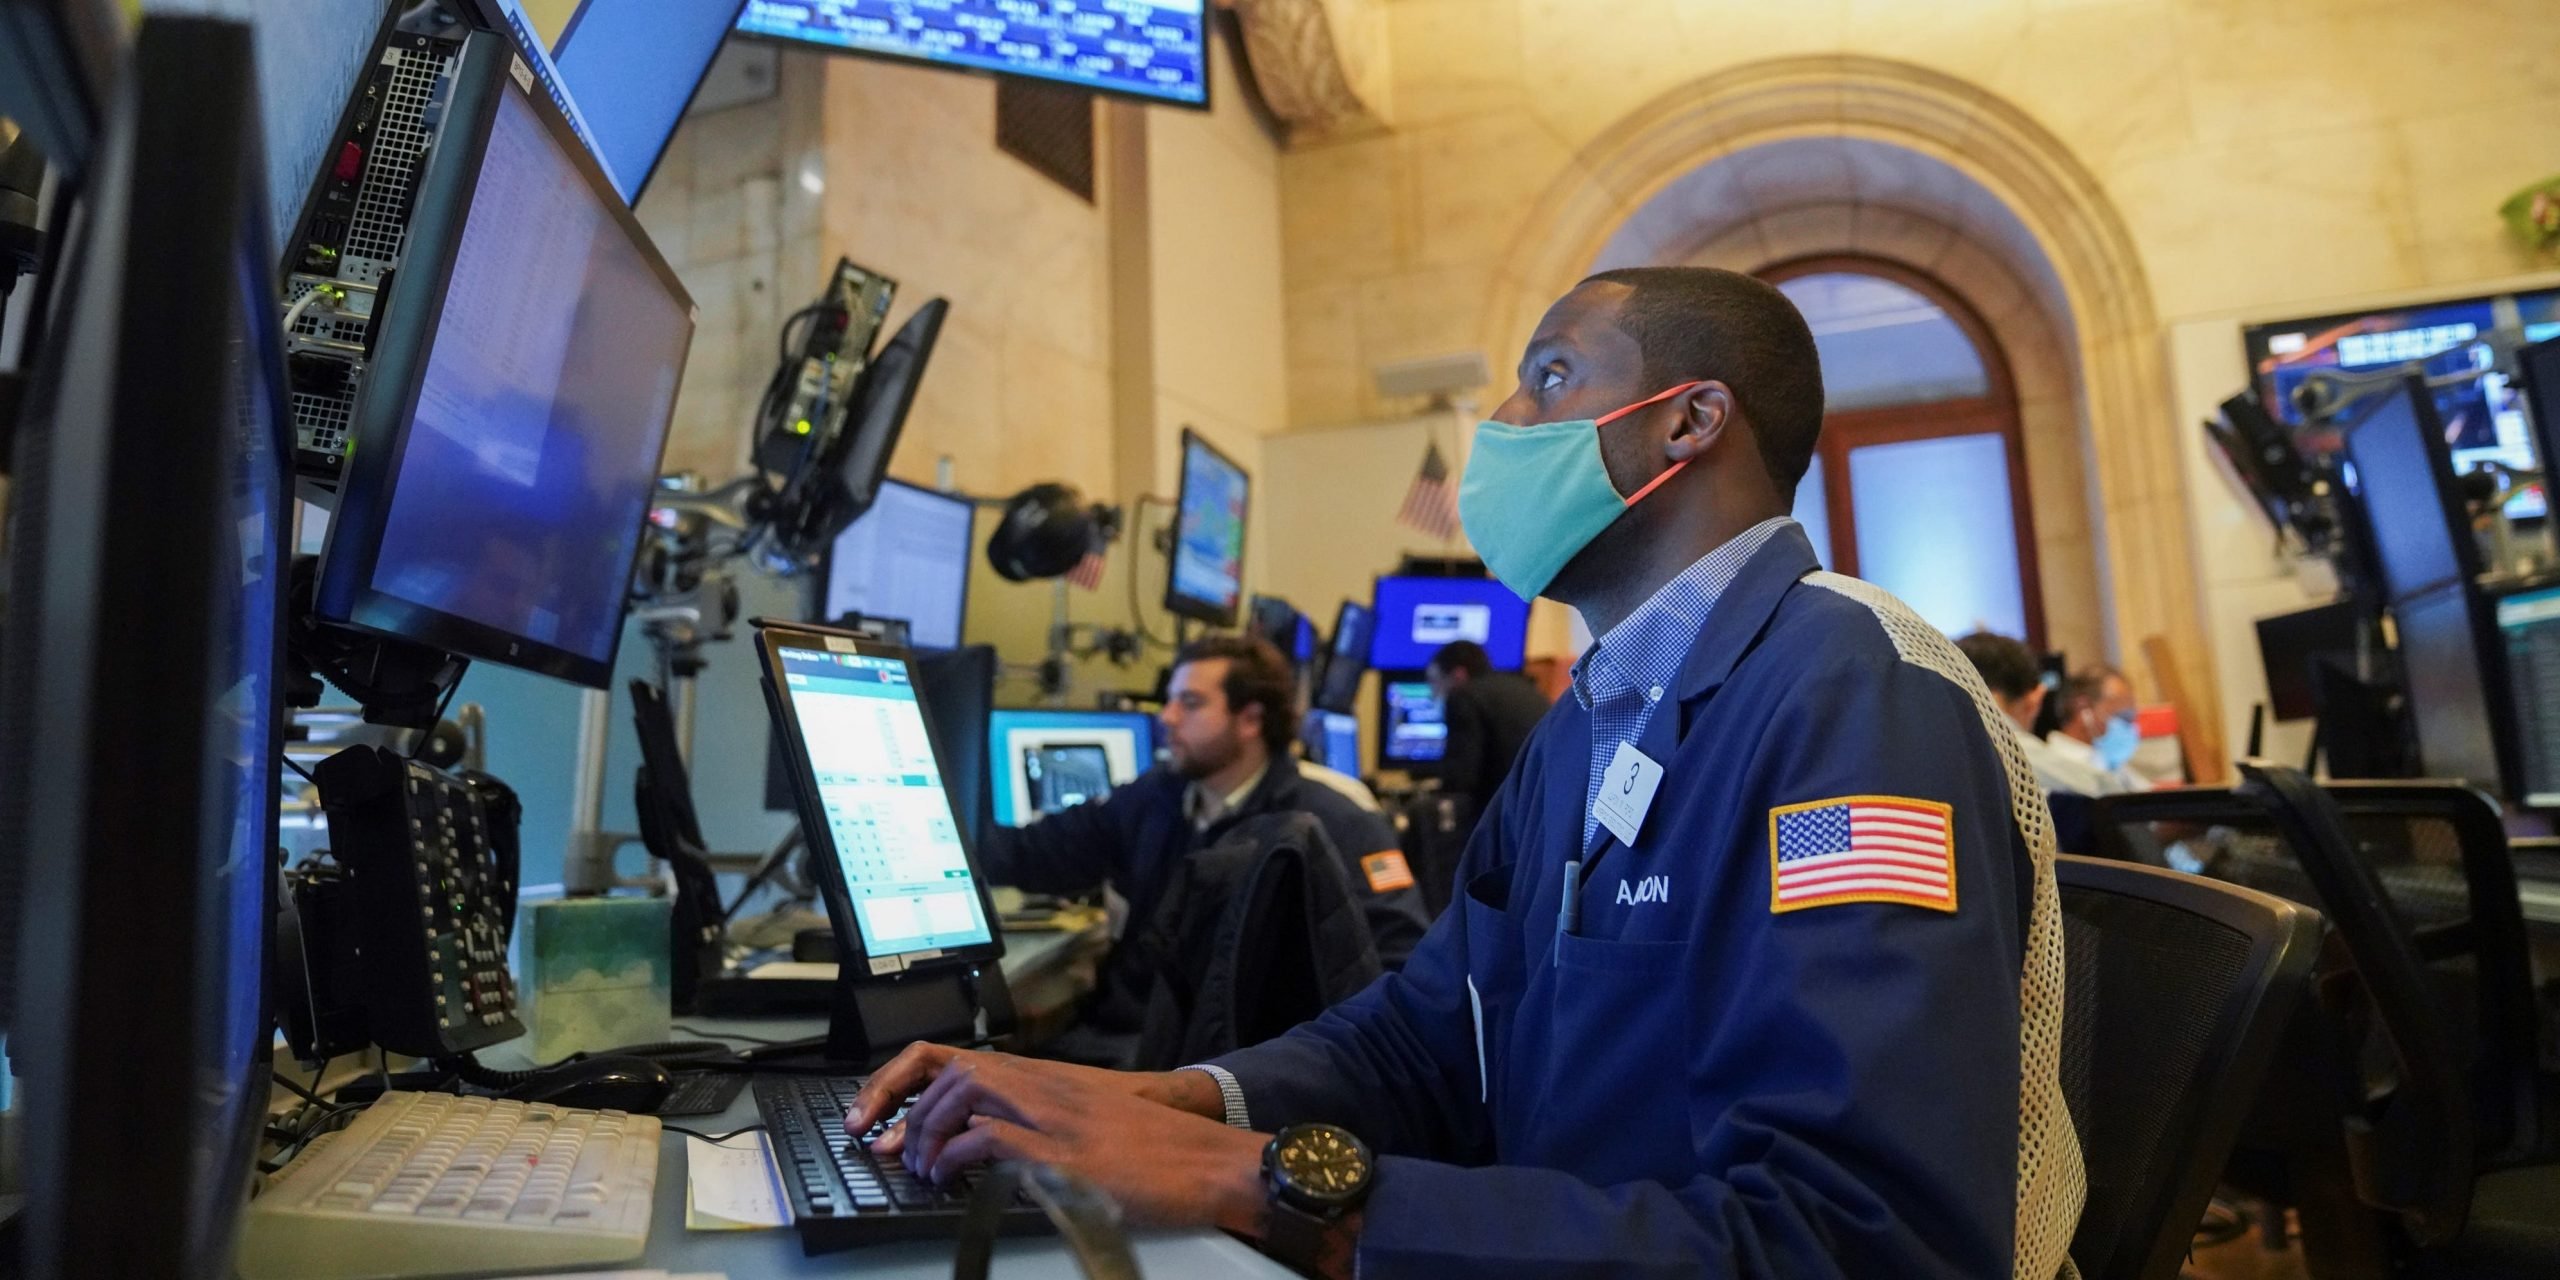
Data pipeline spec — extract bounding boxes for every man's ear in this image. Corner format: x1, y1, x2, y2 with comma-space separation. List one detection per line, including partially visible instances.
1664, 382, 1736, 463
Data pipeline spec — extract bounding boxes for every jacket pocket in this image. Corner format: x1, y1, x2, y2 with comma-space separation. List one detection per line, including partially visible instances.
1459, 863, 1520, 1107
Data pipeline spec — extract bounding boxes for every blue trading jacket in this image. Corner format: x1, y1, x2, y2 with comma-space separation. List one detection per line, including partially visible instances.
1210, 525, 2085, 1279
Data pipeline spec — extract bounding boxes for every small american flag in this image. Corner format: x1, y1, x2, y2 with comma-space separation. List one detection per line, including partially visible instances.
1769, 796, 1956, 914
1396, 442, 1461, 541
1066, 541, 1107, 591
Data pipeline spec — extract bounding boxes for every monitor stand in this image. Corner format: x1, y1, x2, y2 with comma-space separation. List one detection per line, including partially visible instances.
823, 960, 1016, 1067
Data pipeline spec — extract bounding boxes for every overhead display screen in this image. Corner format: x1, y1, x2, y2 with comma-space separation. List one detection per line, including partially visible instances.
737, 0, 1209, 107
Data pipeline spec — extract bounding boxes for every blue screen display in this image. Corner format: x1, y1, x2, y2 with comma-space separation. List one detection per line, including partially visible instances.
552, 0, 745, 202
1371, 576, 1530, 671
362, 86, 691, 670
1169, 434, 1249, 621
1315, 711, 1359, 776
987, 709, 1157, 827
737, 0, 1207, 106
1380, 680, 1445, 767
778, 648, 995, 959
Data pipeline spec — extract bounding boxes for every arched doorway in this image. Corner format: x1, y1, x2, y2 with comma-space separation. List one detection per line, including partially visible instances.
1764, 254, 2045, 648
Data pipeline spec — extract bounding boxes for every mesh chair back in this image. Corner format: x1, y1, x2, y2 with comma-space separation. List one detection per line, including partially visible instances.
2090, 770, 2484, 1242
2057, 856, 2321, 1280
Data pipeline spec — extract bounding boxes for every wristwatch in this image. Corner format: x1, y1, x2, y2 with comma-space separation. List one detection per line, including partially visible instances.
1260, 1123, 1374, 1276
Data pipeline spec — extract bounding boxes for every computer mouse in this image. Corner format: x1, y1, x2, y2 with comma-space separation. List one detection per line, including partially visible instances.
511, 1055, 677, 1114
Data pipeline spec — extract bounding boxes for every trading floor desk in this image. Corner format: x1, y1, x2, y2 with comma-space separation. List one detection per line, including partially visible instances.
620, 1011, 1294, 1278
479, 920, 1292, 1278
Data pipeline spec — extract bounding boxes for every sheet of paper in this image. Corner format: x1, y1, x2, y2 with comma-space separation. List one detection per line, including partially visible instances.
743, 960, 838, 981
686, 1133, 793, 1231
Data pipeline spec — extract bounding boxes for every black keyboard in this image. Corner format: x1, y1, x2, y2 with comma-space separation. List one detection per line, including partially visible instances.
751, 1075, 1046, 1253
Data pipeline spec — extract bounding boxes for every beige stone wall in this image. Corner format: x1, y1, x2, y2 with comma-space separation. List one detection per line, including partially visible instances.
631, 34, 1289, 701
1270, 0, 2560, 770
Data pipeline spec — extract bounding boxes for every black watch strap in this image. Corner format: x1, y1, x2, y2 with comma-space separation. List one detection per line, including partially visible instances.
1260, 1199, 1338, 1277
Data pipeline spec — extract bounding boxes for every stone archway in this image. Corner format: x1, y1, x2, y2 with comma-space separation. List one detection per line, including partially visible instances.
1483, 55, 2224, 776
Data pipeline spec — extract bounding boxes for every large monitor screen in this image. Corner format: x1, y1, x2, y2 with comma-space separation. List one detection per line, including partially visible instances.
551, 0, 746, 203
1312, 600, 1373, 715
2497, 586, 2560, 809
2394, 583, 2508, 796
2339, 380, 2473, 602
987, 708, 1156, 827
735, 0, 1208, 107
1378, 677, 1447, 768
325, 77, 693, 687
1371, 575, 1531, 671
774, 644, 995, 962
823, 478, 973, 648
1166, 428, 1249, 625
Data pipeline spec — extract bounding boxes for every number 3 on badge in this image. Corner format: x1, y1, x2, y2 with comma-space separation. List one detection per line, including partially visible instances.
1593, 742, 1664, 847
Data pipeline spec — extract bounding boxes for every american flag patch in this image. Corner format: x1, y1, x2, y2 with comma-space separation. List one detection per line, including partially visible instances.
1768, 795, 1957, 914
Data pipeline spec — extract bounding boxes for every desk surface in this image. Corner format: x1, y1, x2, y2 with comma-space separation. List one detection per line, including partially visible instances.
625, 1012, 1293, 1280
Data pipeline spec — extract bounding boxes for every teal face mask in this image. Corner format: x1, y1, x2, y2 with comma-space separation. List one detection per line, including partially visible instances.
2094, 714, 2140, 771
1458, 381, 1704, 601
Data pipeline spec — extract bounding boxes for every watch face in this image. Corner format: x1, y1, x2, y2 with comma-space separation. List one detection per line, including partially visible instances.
1276, 1126, 1370, 1202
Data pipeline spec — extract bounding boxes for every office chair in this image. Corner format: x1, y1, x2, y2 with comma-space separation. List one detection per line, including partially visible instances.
2054, 855, 2322, 1280
2092, 768, 2560, 1276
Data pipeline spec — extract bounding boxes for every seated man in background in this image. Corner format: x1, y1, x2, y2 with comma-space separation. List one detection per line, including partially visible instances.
2044, 664, 2153, 796
1425, 640, 1551, 806
1955, 633, 2150, 799
976, 636, 1430, 1022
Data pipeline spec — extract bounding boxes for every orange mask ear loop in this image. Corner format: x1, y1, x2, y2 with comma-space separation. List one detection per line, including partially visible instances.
1595, 380, 1707, 506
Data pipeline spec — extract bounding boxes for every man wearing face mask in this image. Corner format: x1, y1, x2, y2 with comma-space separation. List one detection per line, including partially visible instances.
2045, 664, 2155, 796
841, 268, 2085, 1280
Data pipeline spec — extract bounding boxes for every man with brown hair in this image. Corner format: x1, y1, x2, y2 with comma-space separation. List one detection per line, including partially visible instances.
978, 635, 1429, 986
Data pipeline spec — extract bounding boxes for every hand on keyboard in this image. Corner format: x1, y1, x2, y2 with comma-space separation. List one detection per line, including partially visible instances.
845, 1041, 1220, 1159
843, 1044, 1271, 1234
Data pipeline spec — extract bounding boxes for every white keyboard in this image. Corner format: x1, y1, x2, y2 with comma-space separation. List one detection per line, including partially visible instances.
239, 1090, 659, 1280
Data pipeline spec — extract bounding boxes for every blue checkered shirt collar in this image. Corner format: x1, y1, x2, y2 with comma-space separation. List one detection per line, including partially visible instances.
1572, 517, 1797, 844
1573, 517, 1797, 714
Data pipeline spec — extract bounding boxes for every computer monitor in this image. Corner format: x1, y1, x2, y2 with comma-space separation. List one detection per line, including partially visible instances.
2211, 392, 2319, 538
312, 44, 694, 689
770, 296, 948, 561
822, 478, 974, 649
2255, 600, 2365, 723
736, 0, 1209, 108
1378, 674, 1448, 770
755, 625, 1001, 975
2338, 376, 2478, 603
549, 0, 746, 203
1248, 594, 1314, 666
1166, 427, 1249, 626
2496, 585, 2560, 809
0, 18, 286, 1274
2518, 337, 2560, 506
1312, 600, 1373, 714
2392, 581, 2513, 795
986, 708, 1158, 827
1371, 574, 1531, 671
1301, 709, 1361, 777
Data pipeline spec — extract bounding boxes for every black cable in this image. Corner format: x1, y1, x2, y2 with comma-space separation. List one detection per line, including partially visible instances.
666, 1123, 767, 1146
273, 1070, 326, 1107
1125, 495, 1178, 650
407, 679, 461, 761
281, 753, 317, 785
670, 1024, 789, 1046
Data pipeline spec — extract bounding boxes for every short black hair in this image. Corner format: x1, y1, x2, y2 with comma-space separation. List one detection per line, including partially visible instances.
1955, 631, 2041, 701
1581, 266, 1826, 499
1174, 634, 1297, 756
2059, 665, 2128, 720
1428, 641, 1492, 680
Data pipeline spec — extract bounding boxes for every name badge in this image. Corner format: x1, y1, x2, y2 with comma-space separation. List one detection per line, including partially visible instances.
1593, 741, 1664, 848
